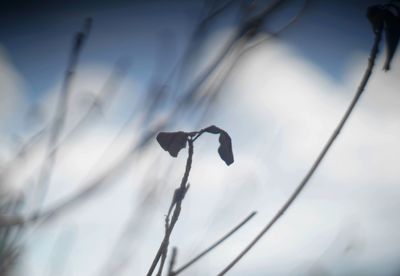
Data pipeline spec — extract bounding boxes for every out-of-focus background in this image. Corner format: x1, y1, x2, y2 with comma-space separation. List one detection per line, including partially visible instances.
1, 0, 400, 275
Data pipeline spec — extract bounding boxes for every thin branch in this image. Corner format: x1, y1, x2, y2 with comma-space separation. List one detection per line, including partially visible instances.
147, 140, 194, 276
217, 29, 383, 276
172, 211, 257, 275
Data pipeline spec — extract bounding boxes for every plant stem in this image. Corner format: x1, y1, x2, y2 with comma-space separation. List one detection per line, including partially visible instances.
147, 140, 194, 276
217, 29, 383, 276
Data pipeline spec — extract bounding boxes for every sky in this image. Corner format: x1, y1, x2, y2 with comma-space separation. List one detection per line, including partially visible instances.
1, 0, 400, 275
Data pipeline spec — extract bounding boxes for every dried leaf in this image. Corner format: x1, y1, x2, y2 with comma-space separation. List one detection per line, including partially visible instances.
218, 132, 234, 166
204, 125, 234, 166
203, 125, 223, 134
156, 131, 189, 157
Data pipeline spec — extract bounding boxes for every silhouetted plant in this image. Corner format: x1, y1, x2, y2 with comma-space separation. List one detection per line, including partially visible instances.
2, 1, 391, 275
146, 125, 233, 276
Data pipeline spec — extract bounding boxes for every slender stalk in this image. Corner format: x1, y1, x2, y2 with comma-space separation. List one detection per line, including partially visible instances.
172, 211, 257, 275
217, 30, 383, 276
147, 140, 194, 276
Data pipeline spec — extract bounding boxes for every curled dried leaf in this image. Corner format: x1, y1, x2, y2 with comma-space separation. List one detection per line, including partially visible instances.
203, 125, 222, 134
156, 131, 189, 157
218, 131, 234, 166
203, 125, 234, 166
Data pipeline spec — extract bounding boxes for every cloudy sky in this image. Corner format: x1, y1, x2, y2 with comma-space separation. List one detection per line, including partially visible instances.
1, 0, 400, 275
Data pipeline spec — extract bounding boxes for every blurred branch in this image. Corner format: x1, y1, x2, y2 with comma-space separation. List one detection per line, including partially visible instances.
217, 22, 384, 276
194, 0, 308, 124
0, 58, 129, 185
34, 18, 92, 207
0, 124, 157, 228
57, 58, 131, 142
171, 211, 257, 275
240, 0, 309, 53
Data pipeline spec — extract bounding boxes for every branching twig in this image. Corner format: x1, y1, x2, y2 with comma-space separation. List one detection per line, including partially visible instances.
217, 28, 383, 276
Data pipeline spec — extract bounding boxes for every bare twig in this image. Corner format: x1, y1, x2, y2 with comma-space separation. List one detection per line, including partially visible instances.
172, 211, 257, 275
147, 140, 194, 276
217, 28, 383, 276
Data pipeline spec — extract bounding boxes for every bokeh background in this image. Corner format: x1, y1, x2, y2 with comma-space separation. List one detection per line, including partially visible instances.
1, 0, 400, 275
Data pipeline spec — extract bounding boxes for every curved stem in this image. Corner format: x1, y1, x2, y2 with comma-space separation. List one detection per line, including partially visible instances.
217, 30, 383, 276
